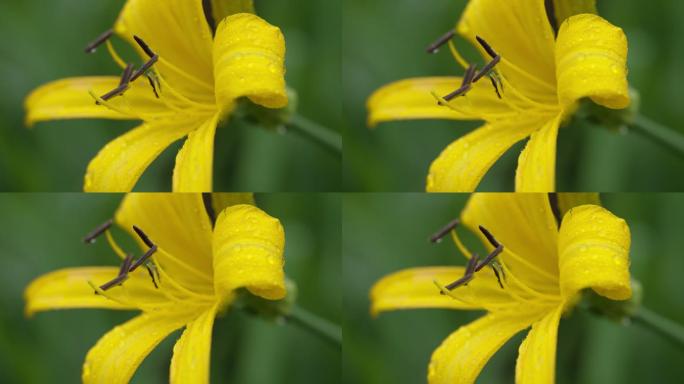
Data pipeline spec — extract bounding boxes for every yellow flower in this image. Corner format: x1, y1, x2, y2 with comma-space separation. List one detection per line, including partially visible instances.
370, 193, 632, 383
24, 193, 286, 384
367, 0, 630, 192
25, 0, 288, 192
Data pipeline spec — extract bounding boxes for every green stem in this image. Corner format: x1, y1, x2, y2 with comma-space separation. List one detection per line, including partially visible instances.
631, 307, 684, 350
629, 114, 684, 159
286, 115, 342, 156
286, 306, 342, 348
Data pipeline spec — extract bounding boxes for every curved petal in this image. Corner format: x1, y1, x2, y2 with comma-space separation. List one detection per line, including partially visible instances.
213, 204, 286, 301
457, 0, 557, 101
428, 311, 542, 384
213, 13, 288, 114
172, 114, 220, 192
552, 0, 596, 24
557, 193, 601, 217
426, 118, 543, 192
83, 119, 200, 192
25, 77, 166, 127
461, 193, 560, 292
115, 0, 215, 101
515, 114, 562, 192
515, 305, 564, 384
556, 14, 630, 110
210, 0, 254, 25
370, 266, 512, 316
116, 193, 215, 292
366, 77, 507, 128
212, 193, 256, 215
82, 311, 194, 384
170, 305, 218, 384
558, 204, 632, 300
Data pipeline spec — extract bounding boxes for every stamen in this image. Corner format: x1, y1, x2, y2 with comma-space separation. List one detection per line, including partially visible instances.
426, 30, 456, 54
84, 29, 114, 54
478, 225, 500, 248
99, 84, 129, 102
146, 75, 160, 98
462, 65, 478, 86
489, 75, 502, 99
442, 84, 472, 102
130, 55, 159, 82
120, 64, 135, 86
474, 244, 503, 272
99, 254, 134, 291
475, 36, 498, 59
145, 264, 159, 289
133, 35, 156, 58
430, 218, 460, 243
472, 55, 501, 83
129, 245, 158, 272
83, 219, 113, 244
444, 253, 479, 290
132, 225, 155, 248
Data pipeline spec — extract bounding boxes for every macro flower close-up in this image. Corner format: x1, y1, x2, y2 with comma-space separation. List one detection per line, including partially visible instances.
367, 0, 630, 192
24, 1, 290, 192
24, 193, 288, 383
370, 193, 632, 383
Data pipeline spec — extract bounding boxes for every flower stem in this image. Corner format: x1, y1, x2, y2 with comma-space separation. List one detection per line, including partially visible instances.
286, 114, 342, 156
631, 307, 684, 350
286, 306, 342, 348
629, 114, 684, 159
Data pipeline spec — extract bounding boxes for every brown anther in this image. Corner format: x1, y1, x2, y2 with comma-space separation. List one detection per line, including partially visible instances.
442, 83, 472, 102
426, 30, 456, 54
130, 55, 158, 82
478, 225, 500, 248
430, 218, 460, 243
83, 219, 113, 244
472, 55, 501, 83
132, 225, 155, 248
129, 245, 158, 272
84, 29, 114, 54
133, 35, 156, 58
119, 64, 135, 86
99, 84, 129, 102
100, 254, 134, 291
475, 35, 498, 59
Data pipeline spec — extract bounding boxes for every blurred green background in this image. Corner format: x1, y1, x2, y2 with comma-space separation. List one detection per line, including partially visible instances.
0, 193, 341, 383
343, 0, 684, 191
343, 193, 684, 384
0, 0, 341, 191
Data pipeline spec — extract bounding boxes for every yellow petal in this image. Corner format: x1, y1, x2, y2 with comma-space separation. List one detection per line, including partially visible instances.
210, 0, 254, 25
213, 13, 288, 114
426, 118, 543, 192
24, 267, 173, 317
212, 193, 256, 215
170, 305, 218, 384
515, 305, 564, 384
557, 193, 601, 217
552, 0, 596, 24
115, 0, 215, 102
83, 119, 199, 192
457, 0, 558, 102
24, 76, 166, 127
370, 266, 511, 316
558, 204, 632, 300
172, 114, 220, 192
515, 114, 562, 192
555, 14, 630, 110
82, 311, 194, 384
461, 193, 560, 292
213, 204, 286, 301
366, 77, 507, 128
428, 311, 541, 384
116, 194, 214, 292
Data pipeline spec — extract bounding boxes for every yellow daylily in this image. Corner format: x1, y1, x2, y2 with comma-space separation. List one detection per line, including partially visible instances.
25, 193, 286, 384
25, 0, 287, 192
367, 0, 630, 192
370, 193, 632, 383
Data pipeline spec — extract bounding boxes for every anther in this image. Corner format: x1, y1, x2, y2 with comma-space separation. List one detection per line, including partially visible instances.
430, 218, 460, 243
99, 84, 129, 102
129, 244, 158, 272
478, 225, 500, 248
442, 65, 478, 102
443, 84, 471, 102
132, 225, 155, 248
99, 254, 134, 291
84, 29, 114, 54
472, 55, 501, 83
475, 36, 498, 59
133, 35, 156, 58
130, 55, 159, 82
83, 219, 113, 244
119, 64, 135, 86
443, 253, 480, 291
426, 30, 456, 54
